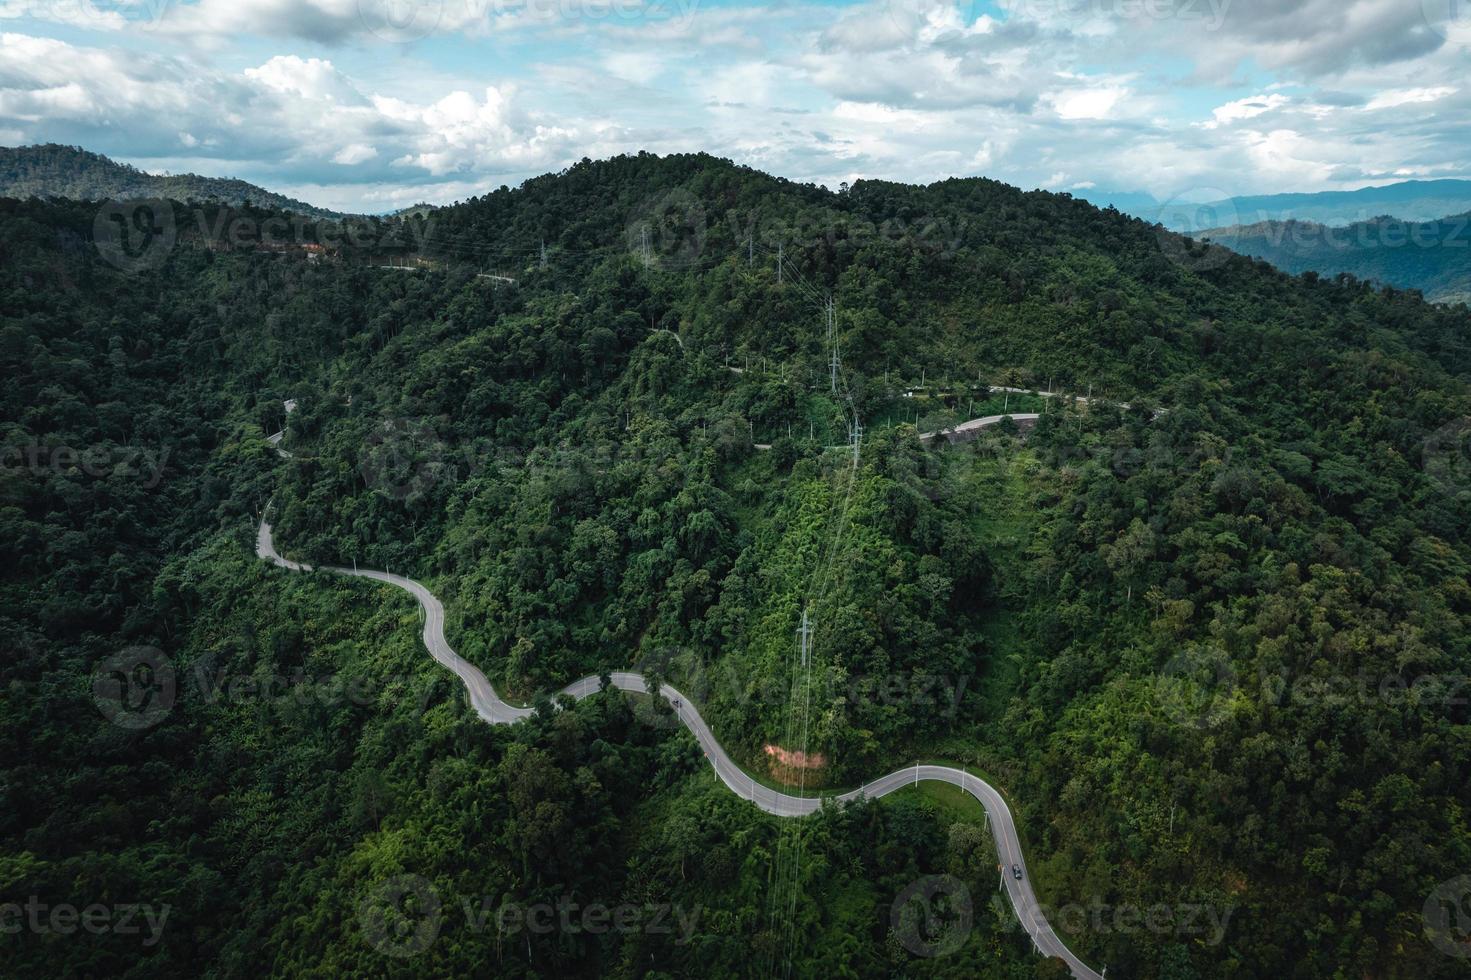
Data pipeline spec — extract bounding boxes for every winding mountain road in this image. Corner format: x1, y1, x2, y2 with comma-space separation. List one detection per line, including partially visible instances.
257, 411, 1102, 979
920, 412, 1041, 443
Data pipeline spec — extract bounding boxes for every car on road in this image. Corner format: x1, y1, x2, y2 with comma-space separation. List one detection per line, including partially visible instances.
1012, 864, 1023, 880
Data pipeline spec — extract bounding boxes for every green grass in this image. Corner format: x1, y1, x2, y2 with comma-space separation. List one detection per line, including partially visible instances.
963, 449, 1047, 720
887, 778, 989, 824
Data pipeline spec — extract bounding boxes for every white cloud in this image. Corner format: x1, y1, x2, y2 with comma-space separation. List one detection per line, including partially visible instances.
1201, 93, 1290, 129
332, 142, 377, 164
1364, 86, 1455, 111
1045, 85, 1128, 120
243, 55, 364, 103
3, 0, 1471, 211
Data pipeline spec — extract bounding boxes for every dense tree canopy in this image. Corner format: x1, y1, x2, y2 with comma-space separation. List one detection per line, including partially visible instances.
3, 152, 1470, 977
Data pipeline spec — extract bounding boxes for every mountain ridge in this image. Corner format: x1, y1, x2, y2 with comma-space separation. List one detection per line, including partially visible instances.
0, 143, 347, 219
1204, 211, 1471, 305
1081, 178, 1471, 227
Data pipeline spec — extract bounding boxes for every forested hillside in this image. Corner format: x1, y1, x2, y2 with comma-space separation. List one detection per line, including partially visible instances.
1213, 213, 1471, 305
4, 153, 1470, 978
0, 144, 343, 219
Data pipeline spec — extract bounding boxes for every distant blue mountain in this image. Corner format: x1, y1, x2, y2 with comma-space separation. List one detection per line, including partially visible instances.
1076, 179, 1471, 227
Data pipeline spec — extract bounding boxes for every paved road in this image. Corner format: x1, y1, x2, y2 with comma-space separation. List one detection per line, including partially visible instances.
253, 405, 1101, 979
919, 412, 1041, 442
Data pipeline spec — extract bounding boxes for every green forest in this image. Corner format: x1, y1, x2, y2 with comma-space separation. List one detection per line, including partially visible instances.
0, 144, 343, 219
1219, 213, 1471, 306
3, 152, 1470, 978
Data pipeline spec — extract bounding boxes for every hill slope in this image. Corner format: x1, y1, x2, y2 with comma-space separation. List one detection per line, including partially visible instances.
1208, 212, 1471, 304
0, 143, 343, 218
4, 152, 1471, 979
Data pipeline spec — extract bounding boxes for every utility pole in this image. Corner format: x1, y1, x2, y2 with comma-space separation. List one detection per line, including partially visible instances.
796, 608, 812, 667
539, 238, 547, 270
850, 417, 863, 465
829, 294, 841, 394
640, 226, 650, 265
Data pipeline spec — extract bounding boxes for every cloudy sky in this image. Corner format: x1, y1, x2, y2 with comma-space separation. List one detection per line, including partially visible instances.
1, 0, 1469, 212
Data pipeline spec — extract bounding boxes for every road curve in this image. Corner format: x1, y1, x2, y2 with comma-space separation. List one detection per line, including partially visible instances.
919, 412, 1041, 442
255, 412, 1102, 979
